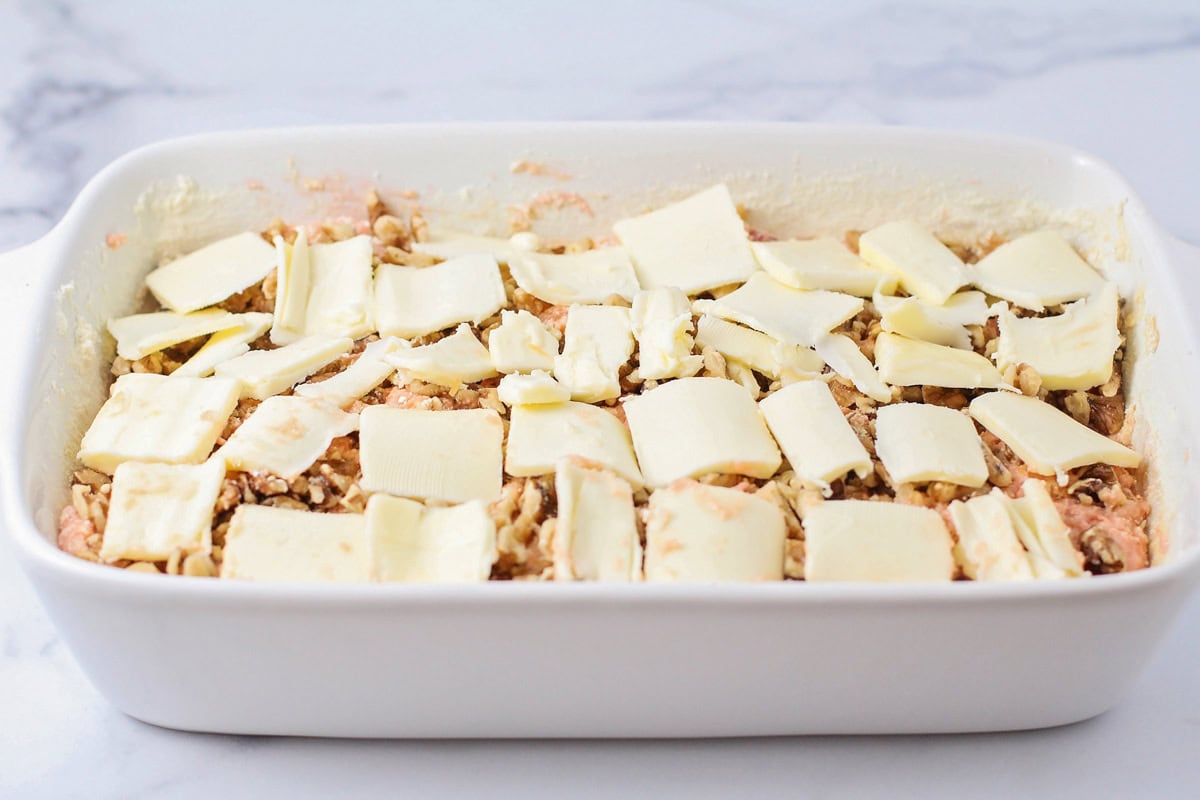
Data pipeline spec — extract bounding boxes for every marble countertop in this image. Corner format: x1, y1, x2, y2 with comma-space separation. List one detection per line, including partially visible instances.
2, 1, 1198, 797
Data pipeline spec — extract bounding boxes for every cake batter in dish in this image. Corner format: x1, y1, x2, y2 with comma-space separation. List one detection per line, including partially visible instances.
58, 184, 1148, 583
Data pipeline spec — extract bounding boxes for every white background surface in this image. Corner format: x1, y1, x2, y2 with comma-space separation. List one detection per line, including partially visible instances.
1, 1, 1198, 797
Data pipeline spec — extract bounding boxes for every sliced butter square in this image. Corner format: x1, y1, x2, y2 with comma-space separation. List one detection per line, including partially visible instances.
488, 309, 560, 374
624, 377, 781, 488
220, 504, 369, 582
969, 391, 1140, 481
759, 381, 871, 492
294, 337, 405, 407
553, 459, 642, 582
643, 481, 785, 581
947, 492, 1035, 581
971, 230, 1105, 311
272, 232, 377, 344
359, 406, 504, 503
1006, 481, 1086, 576
78, 374, 240, 474
695, 315, 781, 377
375, 253, 507, 339
305, 235, 376, 339
505, 401, 643, 488
875, 290, 994, 350
858, 221, 966, 305
215, 335, 354, 400
386, 324, 496, 388
412, 230, 534, 263
708, 272, 864, 348
107, 308, 240, 361
630, 287, 703, 380
874, 332, 1003, 389
751, 237, 897, 297
813, 333, 891, 402
874, 403, 987, 487
172, 312, 273, 378
145, 232, 277, 314
803, 500, 955, 582
553, 304, 633, 402
613, 183, 758, 294
99, 458, 225, 562
497, 370, 570, 406
509, 247, 640, 305
271, 229, 310, 342
366, 495, 497, 582
216, 396, 358, 479
995, 283, 1120, 391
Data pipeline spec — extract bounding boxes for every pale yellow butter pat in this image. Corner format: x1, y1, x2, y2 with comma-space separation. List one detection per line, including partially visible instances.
875, 290, 994, 350
804, 500, 955, 582
411, 230, 536, 264
1006, 481, 1086, 576
971, 230, 1105, 312
813, 333, 891, 402
858, 221, 966, 305
695, 315, 781, 377
359, 406, 504, 503
99, 458, 225, 562
874, 403, 987, 487
624, 377, 781, 488
969, 391, 1140, 481
947, 493, 1035, 581
751, 237, 897, 297
708, 272, 863, 348
497, 370, 570, 406
294, 337, 405, 406
272, 230, 375, 343
145, 232, 277, 314
375, 253, 506, 339
874, 332, 1003, 389
271, 229, 309, 340
509, 247, 640, 305
553, 460, 642, 582
215, 335, 354, 400
553, 304, 633, 402
506, 401, 643, 488
995, 283, 1120, 391
759, 381, 871, 492
216, 396, 358, 478
78, 374, 240, 474
487, 309, 560, 374
386, 324, 496, 388
107, 308, 241, 361
366, 495, 497, 583
173, 312, 273, 378
613, 184, 758, 294
644, 481, 785, 581
630, 287, 703, 380
220, 504, 369, 582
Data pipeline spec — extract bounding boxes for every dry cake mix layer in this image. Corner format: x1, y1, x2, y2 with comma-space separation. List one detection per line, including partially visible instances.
58, 184, 1149, 583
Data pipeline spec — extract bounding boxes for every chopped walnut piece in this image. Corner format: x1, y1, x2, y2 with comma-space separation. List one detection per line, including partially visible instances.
1063, 391, 1091, 425
409, 212, 429, 243
1089, 394, 1126, 436
373, 214, 410, 248
921, 385, 968, 410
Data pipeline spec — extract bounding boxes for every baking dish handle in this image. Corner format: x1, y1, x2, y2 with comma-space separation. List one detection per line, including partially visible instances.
0, 231, 60, 413
0, 232, 59, 327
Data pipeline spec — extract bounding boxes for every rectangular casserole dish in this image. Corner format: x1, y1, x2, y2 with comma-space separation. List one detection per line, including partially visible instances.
2, 122, 1199, 737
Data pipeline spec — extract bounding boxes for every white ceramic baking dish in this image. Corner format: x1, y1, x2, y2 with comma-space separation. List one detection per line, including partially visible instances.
2, 123, 1199, 737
